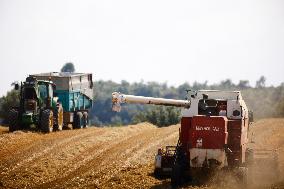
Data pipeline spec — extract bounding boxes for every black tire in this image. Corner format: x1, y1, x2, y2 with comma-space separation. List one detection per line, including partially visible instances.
154, 168, 162, 178
82, 112, 88, 128
73, 112, 83, 129
53, 105, 63, 131
171, 162, 182, 187
171, 146, 188, 187
40, 109, 54, 133
8, 109, 19, 132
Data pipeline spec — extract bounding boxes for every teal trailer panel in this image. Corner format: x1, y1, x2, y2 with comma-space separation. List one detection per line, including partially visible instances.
55, 90, 93, 112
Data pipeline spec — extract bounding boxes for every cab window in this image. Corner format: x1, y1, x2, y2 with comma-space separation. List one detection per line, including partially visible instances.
38, 84, 48, 99
24, 88, 36, 99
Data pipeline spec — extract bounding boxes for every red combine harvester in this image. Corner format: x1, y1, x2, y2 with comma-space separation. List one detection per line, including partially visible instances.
112, 90, 279, 187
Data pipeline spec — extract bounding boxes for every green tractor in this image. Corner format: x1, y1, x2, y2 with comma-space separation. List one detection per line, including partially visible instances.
8, 76, 63, 133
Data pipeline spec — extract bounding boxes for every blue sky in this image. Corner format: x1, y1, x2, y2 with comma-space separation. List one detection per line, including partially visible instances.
0, 0, 284, 96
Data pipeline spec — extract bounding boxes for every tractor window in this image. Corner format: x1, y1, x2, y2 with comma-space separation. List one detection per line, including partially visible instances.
38, 84, 48, 99
24, 88, 36, 99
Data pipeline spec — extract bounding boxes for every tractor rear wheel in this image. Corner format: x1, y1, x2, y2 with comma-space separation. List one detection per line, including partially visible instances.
73, 112, 83, 129
40, 109, 54, 133
53, 105, 63, 131
82, 112, 88, 128
8, 109, 19, 132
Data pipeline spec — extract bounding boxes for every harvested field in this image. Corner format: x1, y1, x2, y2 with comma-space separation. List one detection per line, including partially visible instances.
0, 126, 8, 134
0, 119, 283, 189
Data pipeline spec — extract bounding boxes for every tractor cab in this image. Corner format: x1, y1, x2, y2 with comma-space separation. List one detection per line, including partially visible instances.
19, 76, 57, 126
22, 77, 55, 111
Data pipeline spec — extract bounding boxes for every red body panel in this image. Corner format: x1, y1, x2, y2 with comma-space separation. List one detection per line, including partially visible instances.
180, 116, 246, 167
181, 116, 229, 149
227, 120, 242, 150
189, 116, 228, 149
227, 119, 248, 165
181, 117, 192, 150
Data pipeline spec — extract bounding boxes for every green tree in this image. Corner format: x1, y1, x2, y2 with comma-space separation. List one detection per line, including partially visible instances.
61, 62, 75, 72
131, 106, 181, 127
0, 90, 20, 123
256, 76, 266, 88
277, 97, 284, 117
237, 80, 250, 89
220, 79, 235, 89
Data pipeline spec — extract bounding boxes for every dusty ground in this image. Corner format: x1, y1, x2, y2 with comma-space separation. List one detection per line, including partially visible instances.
0, 119, 283, 189
0, 126, 8, 134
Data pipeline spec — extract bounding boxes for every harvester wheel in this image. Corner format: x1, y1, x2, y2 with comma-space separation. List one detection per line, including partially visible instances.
82, 112, 88, 128
40, 109, 54, 133
74, 112, 83, 129
8, 109, 19, 132
171, 162, 183, 187
53, 105, 63, 131
171, 146, 187, 187
154, 168, 162, 178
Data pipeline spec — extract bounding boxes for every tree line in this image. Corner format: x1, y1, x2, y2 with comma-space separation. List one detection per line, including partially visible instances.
1, 75, 284, 127
89, 76, 284, 126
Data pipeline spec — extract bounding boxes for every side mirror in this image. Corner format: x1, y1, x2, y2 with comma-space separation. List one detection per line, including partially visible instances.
11, 82, 20, 90
14, 83, 19, 90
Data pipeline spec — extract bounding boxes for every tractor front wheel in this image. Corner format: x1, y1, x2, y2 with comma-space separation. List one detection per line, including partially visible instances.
40, 109, 54, 133
8, 109, 19, 132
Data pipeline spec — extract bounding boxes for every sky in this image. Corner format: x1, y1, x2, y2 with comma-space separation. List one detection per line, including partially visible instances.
0, 0, 284, 96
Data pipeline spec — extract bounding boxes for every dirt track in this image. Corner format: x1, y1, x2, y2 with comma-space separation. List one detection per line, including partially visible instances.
0, 119, 284, 189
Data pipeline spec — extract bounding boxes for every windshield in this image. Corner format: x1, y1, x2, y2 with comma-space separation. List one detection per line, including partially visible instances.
38, 84, 48, 99
24, 88, 37, 99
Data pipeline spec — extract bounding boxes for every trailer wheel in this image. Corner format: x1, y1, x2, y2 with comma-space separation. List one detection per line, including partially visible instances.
8, 109, 19, 132
40, 109, 54, 133
82, 112, 88, 128
74, 112, 83, 129
53, 105, 63, 131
